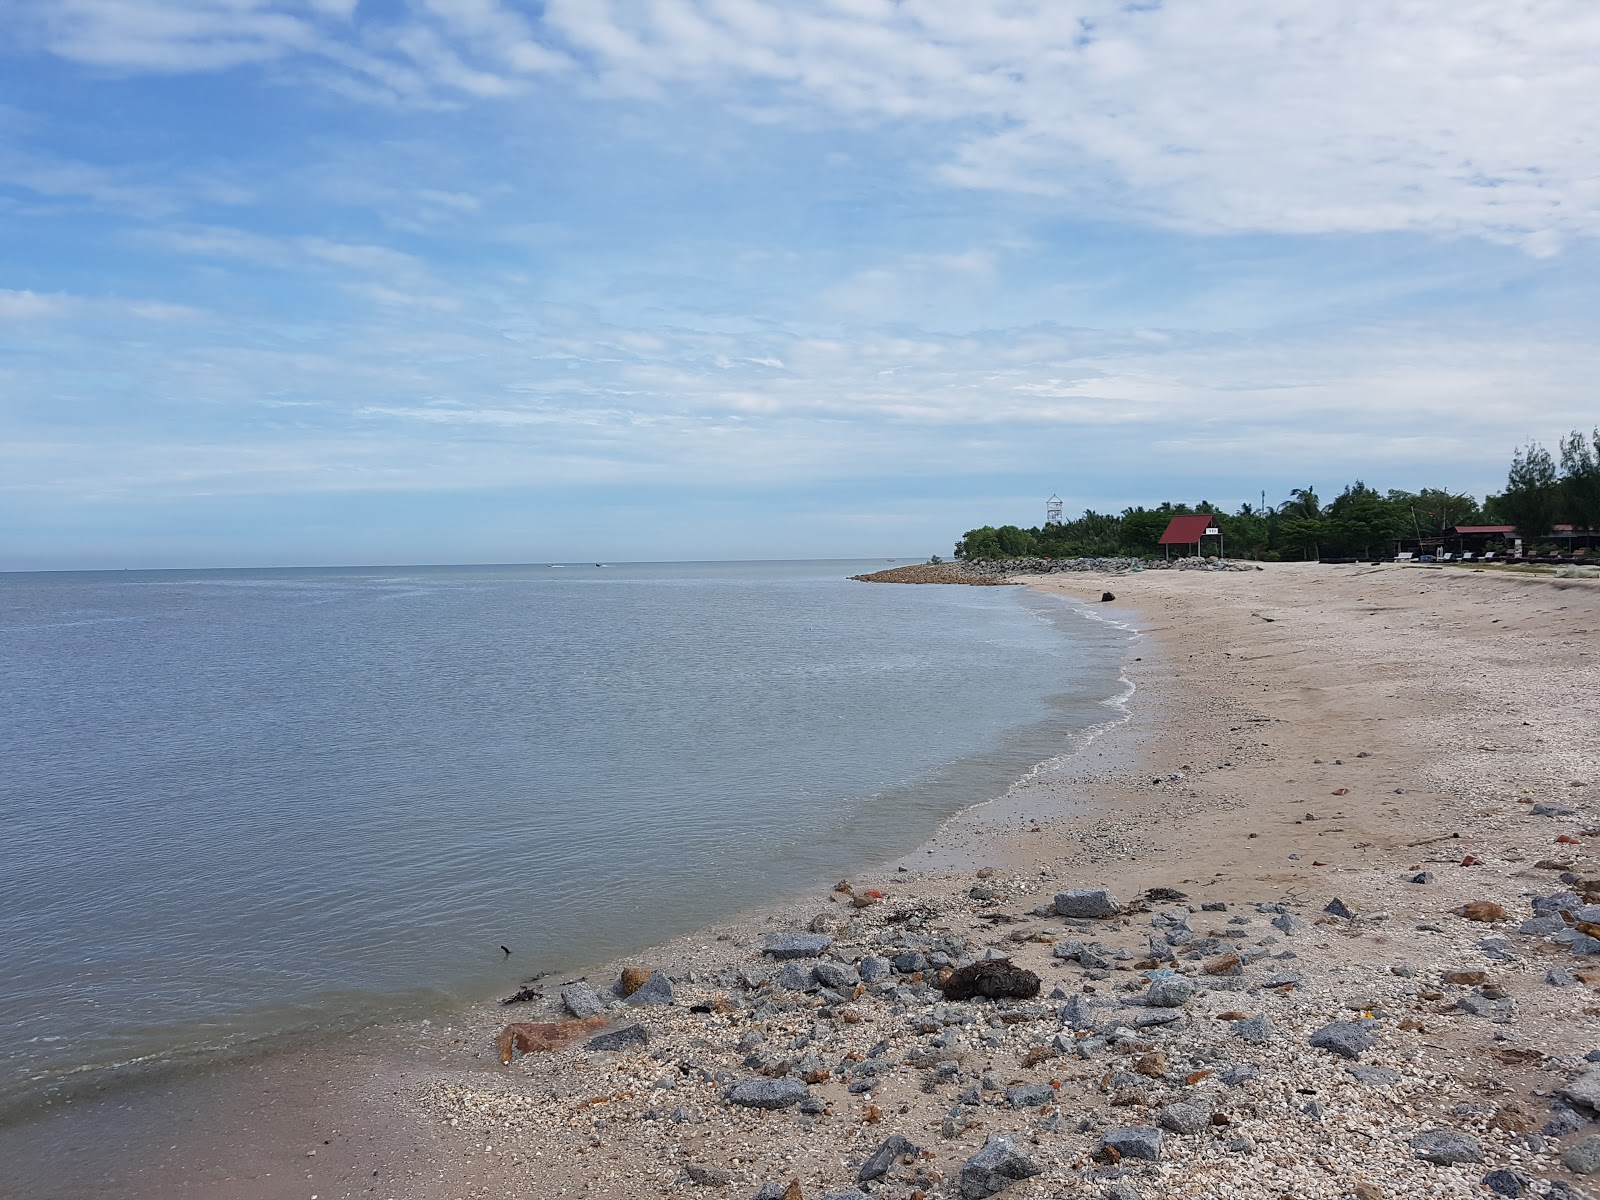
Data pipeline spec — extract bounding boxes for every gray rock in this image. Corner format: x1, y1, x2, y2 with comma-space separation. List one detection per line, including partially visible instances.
1157, 1102, 1209, 1134
728, 1078, 809, 1109
820, 1192, 871, 1200
585, 1023, 648, 1052
1457, 992, 1515, 1019
1061, 994, 1103, 1030
765, 934, 833, 960
1099, 1125, 1163, 1161
1560, 1069, 1600, 1113
1533, 803, 1578, 817
1325, 898, 1354, 918
686, 1163, 734, 1186
1409, 871, 1435, 884
1103, 1186, 1142, 1200
857, 956, 891, 983
1566, 1137, 1600, 1174
812, 961, 860, 990
752, 1185, 792, 1200
1520, 915, 1567, 936
957, 1136, 1044, 1199
774, 962, 813, 990
1271, 913, 1308, 934
1006, 1083, 1056, 1109
1481, 1168, 1528, 1197
1146, 977, 1197, 1007
1549, 967, 1582, 987
1308, 1021, 1375, 1059
1479, 937, 1518, 963
1410, 1128, 1483, 1165
1133, 1009, 1182, 1028
1259, 970, 1304, 988
1574, 935, 1600, 956
858, 1132, 918, 1182
1230, 1015, 1275, 1046
627, 972, 674, 1006
1220, 1065, 1261, 1086
1228, 1135, 1255, 1154
561, 982, 609, 1018
1345, 1065, 1399, 1086
1544, 1104, 1590, 1136
1055, 888, 1121, 919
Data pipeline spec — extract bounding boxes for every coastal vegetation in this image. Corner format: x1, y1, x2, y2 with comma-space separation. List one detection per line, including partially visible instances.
955, 430, 1600, 561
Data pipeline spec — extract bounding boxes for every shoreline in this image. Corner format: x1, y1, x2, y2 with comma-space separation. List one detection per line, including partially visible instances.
9, 562, 1600, 1199
0, 588, 1143, 1198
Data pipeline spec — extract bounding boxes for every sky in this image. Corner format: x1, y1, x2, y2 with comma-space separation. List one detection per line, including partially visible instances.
2, 1, 1599, 569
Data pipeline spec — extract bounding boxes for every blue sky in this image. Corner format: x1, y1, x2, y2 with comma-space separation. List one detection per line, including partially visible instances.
3, 1, 1599, 569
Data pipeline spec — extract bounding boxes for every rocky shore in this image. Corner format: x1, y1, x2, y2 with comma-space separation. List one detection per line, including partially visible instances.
49, 562, 1599, 1200
390, 563, 1600, 1200
853, 559, 1260, 585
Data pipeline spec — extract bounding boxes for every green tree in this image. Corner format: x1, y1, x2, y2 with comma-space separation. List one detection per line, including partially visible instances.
1328, 481, 1404, 558
1497, 442, 1561, 540
1559, 428, 1600, 532
954, 524, 1037, 560
1276, 488, 1326, 558
1224, 504, 1271, 558
1119, 505, 1184, 555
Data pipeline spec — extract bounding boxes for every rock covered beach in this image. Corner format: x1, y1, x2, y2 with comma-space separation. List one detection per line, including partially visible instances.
390, 563, 1600, 1200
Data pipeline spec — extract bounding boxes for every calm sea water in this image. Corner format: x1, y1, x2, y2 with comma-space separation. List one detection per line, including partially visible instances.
0, 560, 1129, 1119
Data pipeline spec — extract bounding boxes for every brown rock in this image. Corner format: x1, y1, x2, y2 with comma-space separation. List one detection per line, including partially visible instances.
496, 1016, 607, 1063
1456, 901, 1508, 922
938, 959, 1041, 1001
619, 967, 654, 997
1442, 970, 1488, 986
1354, 1183, 1382, 1200
1203, 952, 1243, 975
782, 1183, 803, 1200
1133, 1051, 1167, 1078
1022, 1044, 1056, 1068
864, 1103, 883, 1124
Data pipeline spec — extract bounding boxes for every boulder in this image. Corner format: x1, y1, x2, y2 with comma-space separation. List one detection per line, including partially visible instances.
1157, 1103, 1208, 1134
1145, 977, 1197, 1008
1230, 1015, 1274, 1046
957, 1137, 1043, 1199
1564, 1137, 1600, 1174
812, 961, 861, 990
628, 972, 674, 1006
1005, 1083, 1055, 1109
1410, 1128, 1483, 1165
585, 1023, 648, 1052
1308, 1021, 1375, 1059
1099, 1126, 1163, 1161
729, 1078, 809, 1110
765, 934, 834, 960
1055, 888, 1120, 918
618, 966, 653, 997
940, 960, 1041, 1001
1559, 1069, 1600, 1113
857, 1133, 918, 1182
561, 982, 610, 1018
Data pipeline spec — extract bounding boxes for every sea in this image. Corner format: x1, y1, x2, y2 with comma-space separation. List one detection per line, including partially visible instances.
0, 560, 1132, 1125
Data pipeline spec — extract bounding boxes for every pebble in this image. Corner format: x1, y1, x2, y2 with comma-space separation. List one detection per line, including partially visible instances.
1410, 1128, 1483, 1165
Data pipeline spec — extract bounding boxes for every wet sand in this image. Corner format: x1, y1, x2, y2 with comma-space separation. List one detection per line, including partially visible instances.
7, 562, 1600, 1199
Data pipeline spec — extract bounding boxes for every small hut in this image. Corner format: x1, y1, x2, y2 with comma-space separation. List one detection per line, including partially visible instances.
1158, 514, 1221, 559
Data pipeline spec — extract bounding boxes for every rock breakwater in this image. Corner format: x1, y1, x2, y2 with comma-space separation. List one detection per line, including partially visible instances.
853, 559, 1261, 585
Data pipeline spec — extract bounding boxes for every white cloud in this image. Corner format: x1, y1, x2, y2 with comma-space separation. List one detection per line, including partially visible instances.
538, 0, 1600, 248
15, 2, 1600, 245
0, 289, 67, 319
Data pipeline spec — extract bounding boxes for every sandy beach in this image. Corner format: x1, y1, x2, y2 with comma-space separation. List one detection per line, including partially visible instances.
10, 561, 1600, 1200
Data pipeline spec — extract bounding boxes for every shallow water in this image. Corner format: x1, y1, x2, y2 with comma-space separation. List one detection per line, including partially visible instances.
0, 560, 1129, 1118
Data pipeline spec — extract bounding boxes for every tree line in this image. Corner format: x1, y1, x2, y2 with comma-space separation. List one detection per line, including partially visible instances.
952, 429, 1600, 562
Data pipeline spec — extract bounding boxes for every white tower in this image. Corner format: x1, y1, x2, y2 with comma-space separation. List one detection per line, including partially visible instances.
1045, 495, 1063, 525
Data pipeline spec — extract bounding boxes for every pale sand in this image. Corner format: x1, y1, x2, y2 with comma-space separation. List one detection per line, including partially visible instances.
8, 562, 1599, 1199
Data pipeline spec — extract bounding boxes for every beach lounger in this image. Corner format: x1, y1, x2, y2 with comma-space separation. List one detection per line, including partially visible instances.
1395, 551, 1413, 562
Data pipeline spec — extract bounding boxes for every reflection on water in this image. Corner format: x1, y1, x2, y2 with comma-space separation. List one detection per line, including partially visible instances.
0, 560, 1129, 1117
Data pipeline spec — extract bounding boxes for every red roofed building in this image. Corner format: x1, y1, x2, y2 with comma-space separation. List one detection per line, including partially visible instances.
1158, 513, 1221, 558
